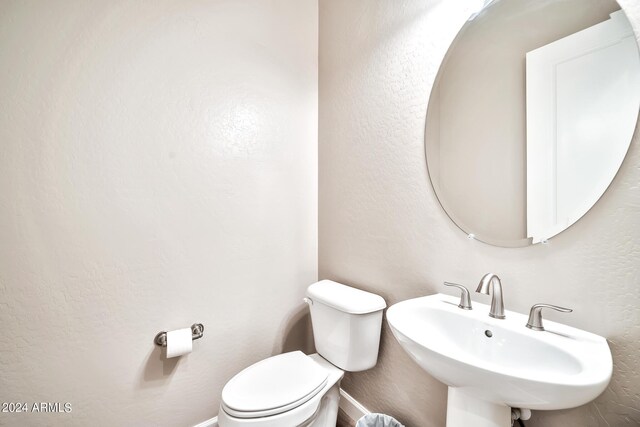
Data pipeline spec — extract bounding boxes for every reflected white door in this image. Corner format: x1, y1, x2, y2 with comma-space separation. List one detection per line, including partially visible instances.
526, 10, 640, 243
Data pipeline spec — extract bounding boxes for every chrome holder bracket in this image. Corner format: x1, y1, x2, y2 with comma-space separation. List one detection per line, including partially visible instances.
154, 323, 204, 347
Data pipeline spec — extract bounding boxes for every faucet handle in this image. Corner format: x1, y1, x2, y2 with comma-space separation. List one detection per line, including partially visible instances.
444, 282, 472, 310
526, 303, 573, 331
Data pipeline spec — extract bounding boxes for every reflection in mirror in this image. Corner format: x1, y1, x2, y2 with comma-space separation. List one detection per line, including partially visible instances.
425, 0, 640, 247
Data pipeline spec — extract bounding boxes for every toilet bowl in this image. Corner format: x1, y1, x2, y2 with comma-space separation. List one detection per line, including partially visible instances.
217, 353, 343, 427
218, 280, 386, 427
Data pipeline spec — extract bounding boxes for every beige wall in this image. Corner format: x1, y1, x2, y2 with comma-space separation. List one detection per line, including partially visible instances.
319, 0, 640, 425
0, 1, 317, 425
428, 0, 618, 243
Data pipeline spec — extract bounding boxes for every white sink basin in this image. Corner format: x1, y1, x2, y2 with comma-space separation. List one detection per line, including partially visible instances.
386, 294, 612, 426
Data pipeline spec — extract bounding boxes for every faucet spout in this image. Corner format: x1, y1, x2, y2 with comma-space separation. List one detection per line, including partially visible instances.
476, 273, 505, 319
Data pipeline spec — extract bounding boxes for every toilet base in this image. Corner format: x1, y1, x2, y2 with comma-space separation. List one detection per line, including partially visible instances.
301, 384, 340, 427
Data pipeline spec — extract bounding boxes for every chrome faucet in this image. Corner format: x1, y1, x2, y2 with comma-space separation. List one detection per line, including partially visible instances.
475, 273, 505, 319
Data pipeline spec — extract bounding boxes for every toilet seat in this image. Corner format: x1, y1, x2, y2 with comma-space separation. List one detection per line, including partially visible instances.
221, 351, 329, 419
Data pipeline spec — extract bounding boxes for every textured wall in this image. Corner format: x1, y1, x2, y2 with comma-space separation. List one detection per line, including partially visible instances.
319, 0, 640, 426
0, 1, 317, 425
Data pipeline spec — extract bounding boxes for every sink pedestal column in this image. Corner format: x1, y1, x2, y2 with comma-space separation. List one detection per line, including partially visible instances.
447, 388, 511, 427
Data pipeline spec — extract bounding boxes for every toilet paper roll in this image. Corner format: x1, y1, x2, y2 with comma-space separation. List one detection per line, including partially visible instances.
166, 328, 193, 358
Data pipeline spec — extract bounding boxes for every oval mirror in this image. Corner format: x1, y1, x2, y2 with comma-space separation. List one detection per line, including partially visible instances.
425, 0, 640, 247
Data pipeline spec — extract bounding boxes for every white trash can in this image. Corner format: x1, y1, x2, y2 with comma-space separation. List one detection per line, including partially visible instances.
356, 413, 405, 427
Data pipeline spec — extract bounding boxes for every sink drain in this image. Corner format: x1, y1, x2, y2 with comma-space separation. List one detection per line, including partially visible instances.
484, 330, 493, 338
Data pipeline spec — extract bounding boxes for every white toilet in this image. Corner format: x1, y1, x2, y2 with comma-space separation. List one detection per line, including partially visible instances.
218, 280, 386, 427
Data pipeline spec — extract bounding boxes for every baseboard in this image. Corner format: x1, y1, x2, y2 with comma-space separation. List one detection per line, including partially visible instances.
193, 389, 368, 427
193, 416, 217, 427
339, 388, 371, 422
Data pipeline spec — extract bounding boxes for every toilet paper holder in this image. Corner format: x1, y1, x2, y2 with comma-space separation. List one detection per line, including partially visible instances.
154, 323, 204, 347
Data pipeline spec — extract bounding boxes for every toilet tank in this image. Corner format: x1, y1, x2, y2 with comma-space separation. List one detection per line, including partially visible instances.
306, 280, 386, 372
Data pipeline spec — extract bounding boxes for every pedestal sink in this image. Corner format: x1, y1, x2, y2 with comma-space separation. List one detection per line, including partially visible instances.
386, 294, 612, 427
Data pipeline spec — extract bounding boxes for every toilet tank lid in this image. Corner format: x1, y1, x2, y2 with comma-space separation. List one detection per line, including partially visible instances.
306, 280, 386, 314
